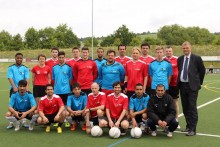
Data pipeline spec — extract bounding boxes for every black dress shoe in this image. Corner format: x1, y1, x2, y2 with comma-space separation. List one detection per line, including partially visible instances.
186, 131, 196, 136
181, 128, 189, 132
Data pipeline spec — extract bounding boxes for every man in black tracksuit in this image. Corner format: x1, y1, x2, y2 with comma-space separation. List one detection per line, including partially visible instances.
147, 84, 179, 137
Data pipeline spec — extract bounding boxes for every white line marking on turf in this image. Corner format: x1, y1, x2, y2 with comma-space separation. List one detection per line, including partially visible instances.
204, 86, 220, 90
174, 131, 220, 138
178, 97, 220, 118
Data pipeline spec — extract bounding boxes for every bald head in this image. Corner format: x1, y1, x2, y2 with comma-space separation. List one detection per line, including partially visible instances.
91, 82, 100, 95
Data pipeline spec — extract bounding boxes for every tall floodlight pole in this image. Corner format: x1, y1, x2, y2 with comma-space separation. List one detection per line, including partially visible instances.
92, 0, 94, 59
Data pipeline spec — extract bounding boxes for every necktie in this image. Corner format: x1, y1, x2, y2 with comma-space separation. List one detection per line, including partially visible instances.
183, 57, 188, 80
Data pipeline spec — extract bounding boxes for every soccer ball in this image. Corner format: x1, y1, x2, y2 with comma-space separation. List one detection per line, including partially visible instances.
91, 126, 103, 137
109, 127, 121, 138
130, 127, 142, 138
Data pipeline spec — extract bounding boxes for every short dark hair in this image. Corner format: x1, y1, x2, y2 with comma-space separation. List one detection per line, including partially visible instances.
136, 83, 143, 87
112, 81, 121, 88
18, 80, 27, 87
118, 45, 126, 50
51, 47, 59, 52
156, 84, 165, 90
58, 51, 65, 56
72, 82, 81, 89
46, 84, 54, 89
15, 53, 23, 57
97, 47, 104, 52
141, 43, 150, 49
82, 47, 89, 52
106, 49, 116, 56
38, 54, 46, 60
72, 47, 80, 52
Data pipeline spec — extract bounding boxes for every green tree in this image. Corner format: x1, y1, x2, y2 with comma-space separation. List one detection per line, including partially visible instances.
9, 34, 23, 51
0, 30, 12, 51
129, 36, 142, 46
114, 25, 136, 45
24, 27, 40, 49
143, 37, 165, 45
38, 27, 57, 49
113, 38, 122, 46
83, 37, 99, 47
100, 35, 114, 47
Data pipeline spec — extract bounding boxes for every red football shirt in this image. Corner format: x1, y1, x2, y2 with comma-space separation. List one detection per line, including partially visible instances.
125, 60, 147, 91
74, 59, 98, 89
31, 65, 51, 86
115, 56, 131, 68
86, 92, 106, 118
139, 55, 155, 87
106, 93, 128, 119
164, 56, 178, 86
38, 94, 64, 115
46, 58, 59, 69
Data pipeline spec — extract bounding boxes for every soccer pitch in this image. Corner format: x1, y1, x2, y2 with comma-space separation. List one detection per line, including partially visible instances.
0, 71, 220, 147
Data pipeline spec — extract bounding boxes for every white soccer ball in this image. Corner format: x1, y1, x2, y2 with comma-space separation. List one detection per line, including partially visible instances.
130, 127, 142, 138
109, 127, 121, 138
91, 126, 103, 137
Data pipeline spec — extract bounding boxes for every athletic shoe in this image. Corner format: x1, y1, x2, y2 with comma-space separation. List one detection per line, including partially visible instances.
120, 128, 126, 136
6, 122, 14, 129
139, 122, 145, 131
177, 125, 181, 129
45, 126, 51, 133
70, 123, 77, 131
151, 131, 157, 137
57, 127, 62, 133
65, 122, 70, 128
53, 123, 58, 127
29, 123, 34, 131
22, 119, 29, 128
82, 123, 86, 131
167, 131, 173, 138
15, 121, 20, 131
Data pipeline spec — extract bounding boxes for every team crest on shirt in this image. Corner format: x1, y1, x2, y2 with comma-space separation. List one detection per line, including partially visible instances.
154, 104, 158, 107
36, 71, 40, 74
160, 68, 166, 71
111, 70, 117, 73
19, 71, 24, 75
116, 103, 122, 107
62, 71, 67, 74
134, 68, 140, 71
87, 66, 92, 69
165, 104, 167, 107
44, 71, 48, 74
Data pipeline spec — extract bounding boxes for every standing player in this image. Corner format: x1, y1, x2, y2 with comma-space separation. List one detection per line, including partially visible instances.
102, 81, 129, 135
164, 46, 180, 127
99, 49, 125, 96
94, 48, 107, 87
149, 46, 172, 95
139, 43, 155, 95
5, 80, 37, 131
85, 82, 106, 134
37, 84, 65, 133
7, 53, 30, 129
115, 45, 131, 68
129, 83, 150, 131
66, 83, 88, 131
31, 54, 51, 105
124, 47, 148, 98
74, 47, 98, 95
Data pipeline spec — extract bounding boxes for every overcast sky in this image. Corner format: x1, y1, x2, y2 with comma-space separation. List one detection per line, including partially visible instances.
0, 0, 219, 38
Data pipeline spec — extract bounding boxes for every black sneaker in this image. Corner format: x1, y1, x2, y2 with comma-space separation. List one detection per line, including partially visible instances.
120, 128, 126, 136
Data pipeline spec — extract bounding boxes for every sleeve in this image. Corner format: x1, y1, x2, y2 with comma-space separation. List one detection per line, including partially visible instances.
119, 64, 125, 82
24, 67, 30, 79
143, 63, 148, 77
168, 62, 173, 76
198, 56, 206, 85
125, 63, 128, 76
100, 94, 106, 106
52, 66, 55, 80
98, 64, 103, 85
73, 63, 78, 82
29, 94, 37, 107
7, 66, 13, 78
93, 62, 98, 81
31, 66, 35, 73
149, 63, 152, 77
69, 66, 73, 80
147, 97, 160, 123
164, 96, 176, 123
58, 97, 64, 107
145, 95, 150, 108
105, 96, 110, 109
66, 95, 71, 107
123, 97, 128, 110
129, 98, 134, 110
86, 96, 91, 108
38, 99, 44, 112
9, 94, 15, 107
83, 95, 88, 108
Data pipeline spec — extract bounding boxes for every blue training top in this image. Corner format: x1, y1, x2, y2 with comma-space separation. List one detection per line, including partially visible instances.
99, 61, 125, 90
66, 92, 87, 111
94, 58, 107, 86
9, 91, 36, 112
7, 64, 30, 89
52, 63, 73, 94
149, 60, 172, 90
129, 93, 150, 112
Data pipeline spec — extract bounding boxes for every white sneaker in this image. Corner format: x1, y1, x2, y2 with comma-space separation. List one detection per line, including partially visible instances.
6, 122, 14, 129
167, 131, 173, 137
22, 118, 29, 128
139, 122, 145, 131
151, 131, 157, 137
15, 121, 20, 131
177, 125, 181, 129
29, 123, 34, 131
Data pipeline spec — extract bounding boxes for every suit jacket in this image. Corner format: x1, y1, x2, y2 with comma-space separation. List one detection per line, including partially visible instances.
177, 53, 205, 91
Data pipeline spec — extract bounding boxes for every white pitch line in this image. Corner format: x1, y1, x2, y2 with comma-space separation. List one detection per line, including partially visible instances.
174, 131, 220, 138
178, 97, 220, 118
204, 86, 220, 90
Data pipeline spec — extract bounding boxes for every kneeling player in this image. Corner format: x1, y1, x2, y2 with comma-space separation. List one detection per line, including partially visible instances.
37, 84, 65, 133
85, 82, 106, 134
129, 83, 150, 131
5, 80, 38, 131
66, 83, 88, 131
101, 81, 129, 135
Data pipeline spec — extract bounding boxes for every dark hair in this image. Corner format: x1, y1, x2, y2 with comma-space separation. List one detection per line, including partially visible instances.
118, 45, 126, 50
106, 49, 116, 56
15, 53, 23, 57
72, 82, 81, 89
58, 51, 65, 56
82, 47, 89, 52
51, 47, 59, 52
18, 80, 27, 86
141, 43, 150, 49
38, 54, 46, 60
97, 47, 104, 52
46, 84, 54, 89
156, 84, 165, 90
72, 47, 80, 52
166, 45, 172, 49
112, 81, 121, 88
136, 83, 143, 87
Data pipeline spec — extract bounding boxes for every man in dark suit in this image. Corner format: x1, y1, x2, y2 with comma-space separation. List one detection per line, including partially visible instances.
177, 41, 205, 136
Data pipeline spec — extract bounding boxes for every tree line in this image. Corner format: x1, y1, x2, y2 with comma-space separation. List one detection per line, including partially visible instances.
0, 24, 220, 51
